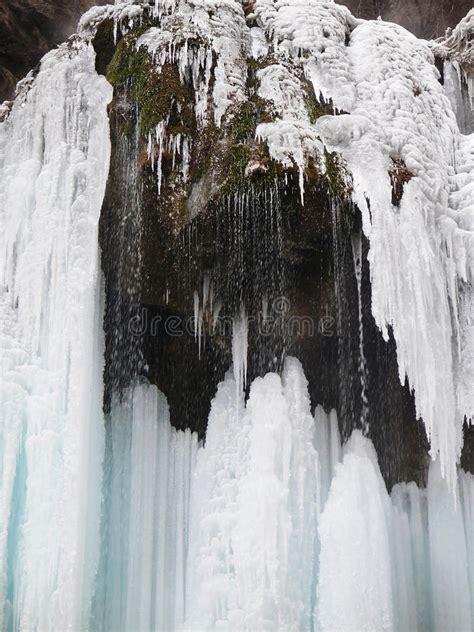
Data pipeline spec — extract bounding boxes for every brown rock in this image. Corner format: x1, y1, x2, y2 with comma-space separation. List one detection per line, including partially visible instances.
339, 0, 473, 39
0, 0, 108, 100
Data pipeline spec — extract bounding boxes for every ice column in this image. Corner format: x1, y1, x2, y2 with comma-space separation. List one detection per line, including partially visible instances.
428, 459, 471, 631
185, 358, 321, 630
0, 42, 112, 631
316, 432, 395, 632
95, 383, 198, 632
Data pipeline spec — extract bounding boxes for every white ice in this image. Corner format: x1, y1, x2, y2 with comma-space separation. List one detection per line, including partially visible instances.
0, 40, 111, 630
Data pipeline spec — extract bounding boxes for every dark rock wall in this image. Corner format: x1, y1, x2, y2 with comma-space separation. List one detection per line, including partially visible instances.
95, 18, 431, 489
339, 0, 473, 39
0, 0, 108, 99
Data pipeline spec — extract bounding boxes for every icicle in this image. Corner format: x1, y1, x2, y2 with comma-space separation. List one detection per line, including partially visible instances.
314, 406, 341, 509
155, 120, 166, 194
202, 274, 210, 314
232, 306, 248, 399
193, 290, 199, 340
298, 165, 305, 206
181, 136, 191, 181
444, 60, 473, 134
96, 383, 199, 632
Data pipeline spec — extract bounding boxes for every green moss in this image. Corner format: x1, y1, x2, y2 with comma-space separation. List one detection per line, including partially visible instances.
303, 80, 336, 124
107, 33, 195, 137
225, 95, 272, 144
228, 143, 252, 178
219, 142, 287, 195
324, 150, 349, 195
188, 121, 220, 184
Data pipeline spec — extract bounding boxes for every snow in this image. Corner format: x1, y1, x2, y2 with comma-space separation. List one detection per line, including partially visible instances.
0, 41, 111, 630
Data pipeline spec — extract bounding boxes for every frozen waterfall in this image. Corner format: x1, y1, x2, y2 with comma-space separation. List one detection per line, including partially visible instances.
1, 1, 474, 631
0, 41, 111, 631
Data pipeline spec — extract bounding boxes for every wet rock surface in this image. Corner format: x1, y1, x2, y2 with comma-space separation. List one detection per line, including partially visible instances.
339, 0, 473, 39
96, 18, 433, 489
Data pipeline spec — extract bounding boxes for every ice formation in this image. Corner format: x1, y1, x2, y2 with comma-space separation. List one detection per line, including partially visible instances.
0, 41, 112, 629
97, 361, 474, 631
252, 0, 473, 485
317, 433, 474, 632
78, 0, 474, 483
1, 0, 474, 630
93, 383, 199, 631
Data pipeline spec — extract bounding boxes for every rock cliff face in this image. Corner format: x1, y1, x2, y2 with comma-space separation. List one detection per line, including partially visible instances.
1, 0, 473, 100
0, 0, 108, 99
85, 1, 472, 488
340, 0, 473, 39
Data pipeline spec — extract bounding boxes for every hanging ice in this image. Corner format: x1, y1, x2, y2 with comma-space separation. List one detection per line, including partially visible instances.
185, 358, 321, 630
0, 41, 112, 630
93, 382, 199, 632
1, 1, 474, 630
253, 0, 474, 484
316, 432, 395, 632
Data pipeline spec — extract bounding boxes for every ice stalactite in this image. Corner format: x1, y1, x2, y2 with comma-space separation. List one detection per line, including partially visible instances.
147, 122, 192, 194
317, 430, 474, 632
316, 432, 396, 632
0, 41, 111, 630
126, 0, 249, 129
94, 383, 199, 632
314, 405, 342, 509
185, 357, 322, 630
444, 61, 473, 135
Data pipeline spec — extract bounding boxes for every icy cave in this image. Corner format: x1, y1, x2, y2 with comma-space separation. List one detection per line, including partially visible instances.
0, 0, 474, 630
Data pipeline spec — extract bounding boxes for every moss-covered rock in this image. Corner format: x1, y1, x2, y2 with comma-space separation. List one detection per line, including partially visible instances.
107, 34, 195, 137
